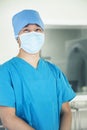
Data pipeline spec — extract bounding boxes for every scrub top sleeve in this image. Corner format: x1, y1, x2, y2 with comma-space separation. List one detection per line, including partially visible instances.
47, 61, 76, 103
59, 71, 76, 103
0, 65, 15, 107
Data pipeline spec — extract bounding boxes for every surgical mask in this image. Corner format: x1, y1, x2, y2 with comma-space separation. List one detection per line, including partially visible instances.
19, 31, 45, 54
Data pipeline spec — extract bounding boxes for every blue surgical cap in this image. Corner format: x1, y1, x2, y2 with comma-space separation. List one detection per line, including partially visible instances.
12, 9, 44, 38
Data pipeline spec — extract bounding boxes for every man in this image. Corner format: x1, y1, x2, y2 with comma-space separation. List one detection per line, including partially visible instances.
0, 9, 76, 130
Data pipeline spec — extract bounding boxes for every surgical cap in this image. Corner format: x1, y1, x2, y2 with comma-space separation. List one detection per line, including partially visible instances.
12, 9, 44, 38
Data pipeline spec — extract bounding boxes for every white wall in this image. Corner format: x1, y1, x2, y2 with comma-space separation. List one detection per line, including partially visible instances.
1, 0, 87, 25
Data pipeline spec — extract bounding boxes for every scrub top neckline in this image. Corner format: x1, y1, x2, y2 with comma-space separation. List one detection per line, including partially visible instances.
13, 56, 42, 70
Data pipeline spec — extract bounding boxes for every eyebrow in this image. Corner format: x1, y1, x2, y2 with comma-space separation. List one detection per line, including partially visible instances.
24, 24, 41, 28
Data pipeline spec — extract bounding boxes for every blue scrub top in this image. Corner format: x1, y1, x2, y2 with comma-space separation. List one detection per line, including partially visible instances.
0, 57, 76, 130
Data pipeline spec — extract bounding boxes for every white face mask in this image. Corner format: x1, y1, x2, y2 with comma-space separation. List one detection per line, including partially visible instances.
19, 31, 45, 54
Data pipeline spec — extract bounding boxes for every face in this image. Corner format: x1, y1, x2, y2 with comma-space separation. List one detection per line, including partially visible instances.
17, 24, 44, 46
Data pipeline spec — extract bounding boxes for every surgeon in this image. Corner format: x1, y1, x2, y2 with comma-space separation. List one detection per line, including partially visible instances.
0, 9, 76, 130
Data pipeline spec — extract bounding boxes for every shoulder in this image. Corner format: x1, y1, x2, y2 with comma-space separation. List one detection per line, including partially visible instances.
42, 59, 62, 77
42, 59, 69, 82
0, 58, 17, 82
0, 58, 14, 73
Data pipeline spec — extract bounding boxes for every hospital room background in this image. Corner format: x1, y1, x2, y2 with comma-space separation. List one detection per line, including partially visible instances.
0, 0, 87, 130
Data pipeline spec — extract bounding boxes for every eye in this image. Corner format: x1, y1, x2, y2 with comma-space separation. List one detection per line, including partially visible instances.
23, 29, 30, 33
35, 28, 42, 32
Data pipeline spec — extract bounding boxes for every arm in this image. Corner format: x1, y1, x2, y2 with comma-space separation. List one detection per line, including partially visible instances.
59, 102, 72, 130
0, 106, 35, 130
